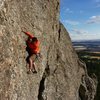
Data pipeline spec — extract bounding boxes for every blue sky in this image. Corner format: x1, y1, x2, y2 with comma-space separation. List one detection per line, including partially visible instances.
60, 0, 100, 41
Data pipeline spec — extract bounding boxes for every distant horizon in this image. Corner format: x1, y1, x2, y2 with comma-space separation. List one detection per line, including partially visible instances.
72, 39, 100, 42
60, 0, 100, 41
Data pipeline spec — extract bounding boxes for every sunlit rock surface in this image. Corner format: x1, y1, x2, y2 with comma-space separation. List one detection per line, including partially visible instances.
0, 0, 97, 100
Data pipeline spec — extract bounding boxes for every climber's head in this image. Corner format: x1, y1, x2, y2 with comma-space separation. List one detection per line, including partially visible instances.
32, 37, 38, 43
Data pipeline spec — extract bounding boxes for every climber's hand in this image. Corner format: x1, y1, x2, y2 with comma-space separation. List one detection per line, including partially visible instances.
21, 27, 27, 32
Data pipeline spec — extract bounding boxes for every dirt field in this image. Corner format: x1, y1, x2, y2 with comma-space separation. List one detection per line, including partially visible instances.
90, 56, 100, 59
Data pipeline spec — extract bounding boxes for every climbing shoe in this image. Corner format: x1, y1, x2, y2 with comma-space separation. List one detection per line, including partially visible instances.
32, 70, 37, 74
27, 71, 31, 74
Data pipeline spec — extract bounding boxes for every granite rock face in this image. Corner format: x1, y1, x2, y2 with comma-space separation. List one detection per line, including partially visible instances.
0, 0, 97, 100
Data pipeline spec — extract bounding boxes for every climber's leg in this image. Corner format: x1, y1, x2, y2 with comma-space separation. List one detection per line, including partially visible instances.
29, 55, 33, 71
26, 63, 29, 70
32, 62, 37, 73
26, 55, 31, 74
30, 54, 37, 73
26, 56, 32, 74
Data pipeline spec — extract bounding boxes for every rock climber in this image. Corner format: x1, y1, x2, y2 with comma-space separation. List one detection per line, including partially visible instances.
22, 27, 40, 74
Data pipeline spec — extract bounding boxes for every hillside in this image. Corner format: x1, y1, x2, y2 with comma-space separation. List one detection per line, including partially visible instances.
0, 0, 97, 100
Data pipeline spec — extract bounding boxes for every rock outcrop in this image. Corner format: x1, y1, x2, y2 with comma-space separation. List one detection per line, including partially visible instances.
0, 0, 97, 100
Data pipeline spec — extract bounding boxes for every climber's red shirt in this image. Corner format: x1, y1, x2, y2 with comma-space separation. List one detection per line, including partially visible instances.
24, 32, 40, 54
27, 40, 40, 54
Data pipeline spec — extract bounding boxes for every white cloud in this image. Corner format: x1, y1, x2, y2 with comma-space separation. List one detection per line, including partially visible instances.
95, 0, 100, 2
71, 29, 89, 34
93, 0, 100, 7
96, 4, 100, 7
87, 15, 100, 24
79, 10, 83, 14
68, 28, 100, 41
64, 20, 79, 25
70, 33, 100, 41
65, 8, 73, 13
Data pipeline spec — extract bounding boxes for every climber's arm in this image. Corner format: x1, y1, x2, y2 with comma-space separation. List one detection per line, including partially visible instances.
21, 27, 34, 39
23, 31, 34, 39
